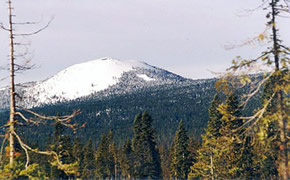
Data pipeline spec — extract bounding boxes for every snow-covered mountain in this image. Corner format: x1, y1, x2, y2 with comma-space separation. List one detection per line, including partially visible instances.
0, 57, 191, 108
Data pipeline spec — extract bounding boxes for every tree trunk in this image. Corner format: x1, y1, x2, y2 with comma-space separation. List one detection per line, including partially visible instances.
210, 154, 214, 180
271, 1, 288, 179
8, 0, 16, 167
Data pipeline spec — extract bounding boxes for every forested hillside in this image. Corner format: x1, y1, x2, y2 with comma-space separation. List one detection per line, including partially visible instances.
0, 79, 217, 146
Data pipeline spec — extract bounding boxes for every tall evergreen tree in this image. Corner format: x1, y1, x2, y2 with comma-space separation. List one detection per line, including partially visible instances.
218, 92, 245, 178
132, 112, 162, 179
50, 122, 74, 179
189, 94, 224, 179
159, 144, 172, 179
119, 139, 134, 179
81, 138, 96, 179
190, 92, 250, 179
95, 132, 115, 179
171, 120, 191, 179
72, 137, 84, 178
207, 94, 223, 138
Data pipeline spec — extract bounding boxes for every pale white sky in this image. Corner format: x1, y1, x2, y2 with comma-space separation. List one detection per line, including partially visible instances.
0, 0, 289, 87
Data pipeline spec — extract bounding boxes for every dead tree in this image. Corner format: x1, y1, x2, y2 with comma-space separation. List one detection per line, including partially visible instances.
0, 0, 84, 175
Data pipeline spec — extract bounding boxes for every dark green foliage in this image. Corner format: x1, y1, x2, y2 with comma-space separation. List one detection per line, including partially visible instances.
132, 112, 162, 179
119, 139, 134, 179
81, 138, 96, 179
171, 120, 191, 179
222, 92, 245, 178
0, 80, 219, 148
187, 138, 200, 166
207, 94, 223, 138
51, 123, 74, 164
95, 132, 115, 179
0, 78, 262, 150
0, 77, 269, 179
239, 136, 255, 178
72, 137, 84, 177
50, 123, 74, 179
159, 144, 172, 180
190, 91, 252, 179
225, 92, 243, 130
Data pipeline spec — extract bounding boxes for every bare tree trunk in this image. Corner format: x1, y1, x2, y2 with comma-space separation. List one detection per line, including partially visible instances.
210, 154, 214, 180
115, 157, 117, 180
271, 1, 288, 179
8, 0, 16, 167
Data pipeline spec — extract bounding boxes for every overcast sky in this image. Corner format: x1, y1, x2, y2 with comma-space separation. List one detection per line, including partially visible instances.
0, 0, 289, 87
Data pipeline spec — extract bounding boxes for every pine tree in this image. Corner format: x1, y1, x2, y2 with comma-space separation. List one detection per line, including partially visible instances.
95, 132, 115, 179
119, 139, 133, 179
171, 120, 191, 179
207, 94, 223, 138
190, 92, 249, 179
159, 144, 172, 179
50, 122, 74, 179
132, 112, 162, 179
218, 92, 245, 178
72, 137, 84, 178
81, 138, 96, 179
189, 94, 224, 179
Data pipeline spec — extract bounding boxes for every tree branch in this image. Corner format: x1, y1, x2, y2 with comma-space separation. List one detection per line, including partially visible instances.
233, 92, 276, 135
12, 131, 65, 170
16, 106, 82, 130
14, 17, 53, 36
0, 136, 7, 165
0, 22, 9, 31
240, 71, 274, 108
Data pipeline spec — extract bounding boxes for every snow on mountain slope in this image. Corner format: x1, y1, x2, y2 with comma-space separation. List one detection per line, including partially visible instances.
136, 74, 155, 81
32, 57, 154, 102
0, 57, 190, 109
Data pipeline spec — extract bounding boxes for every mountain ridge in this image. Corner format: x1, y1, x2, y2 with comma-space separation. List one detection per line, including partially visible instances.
0, 57, 194, 109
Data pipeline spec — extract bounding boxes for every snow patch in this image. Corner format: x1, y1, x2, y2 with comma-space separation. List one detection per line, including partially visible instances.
137, 74, 155, 81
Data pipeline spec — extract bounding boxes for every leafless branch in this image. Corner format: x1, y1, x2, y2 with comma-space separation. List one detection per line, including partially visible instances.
0, 136, 7, 165
13, 22, 37, 25
15, 106, 82, 130
0, 76, 9, 81
233, 92, 276, 135
237, 0, 270, 16
12, 131, 30, 168
240, 71, 274, 108
280, 45, 290, 52
276, 7, 290, 13
14, 17, 53, 36
18, 107, 80, 122
13, 16, 44, 25
0, 22, 9, 31
14, 63, 35, 72
14, 112, 41, 125
13, 131, 63, 169
0, 124, 9, 129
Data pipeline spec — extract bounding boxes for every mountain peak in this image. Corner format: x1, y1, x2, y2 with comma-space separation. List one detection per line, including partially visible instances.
0, 57, 189, 108
34, 58, 154, 101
